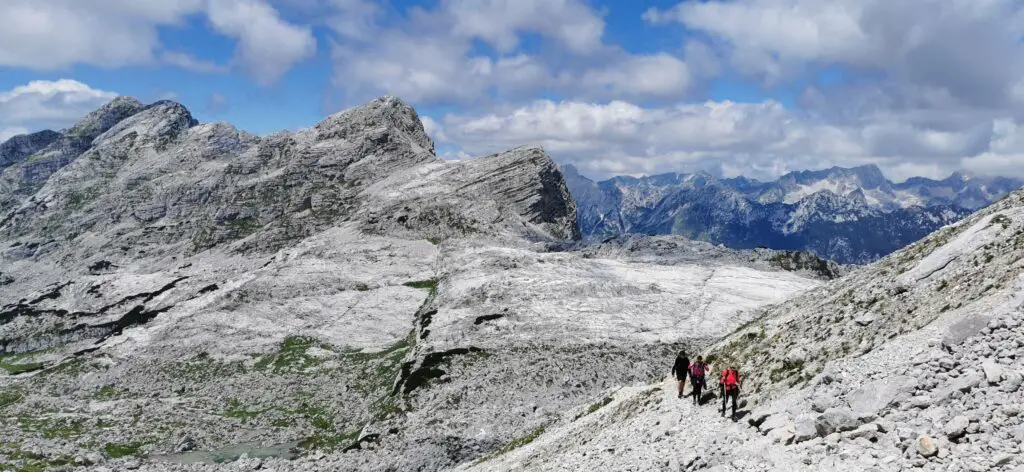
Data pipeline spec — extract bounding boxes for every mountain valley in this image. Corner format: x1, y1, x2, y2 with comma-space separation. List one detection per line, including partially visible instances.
0, 96, 1021, 472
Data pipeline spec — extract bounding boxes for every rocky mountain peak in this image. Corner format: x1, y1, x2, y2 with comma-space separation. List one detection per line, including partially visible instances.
92, 99, 197, 150
65, 96, 144, 142
0, 130, 61, 171
847, 163, 888, 189
315, 95, 434, 156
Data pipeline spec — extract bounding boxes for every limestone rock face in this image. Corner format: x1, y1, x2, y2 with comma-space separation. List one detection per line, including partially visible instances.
0, 130, 61, 171
357, 145, 579, 243
11, 94, 1024, 472
0, 95, 826, 471
0, 96, 145, 218
462, 189, 1024, 472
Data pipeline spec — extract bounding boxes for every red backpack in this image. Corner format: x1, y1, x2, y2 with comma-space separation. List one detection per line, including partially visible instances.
689, 362, 705, 378
723, 369, 739, 390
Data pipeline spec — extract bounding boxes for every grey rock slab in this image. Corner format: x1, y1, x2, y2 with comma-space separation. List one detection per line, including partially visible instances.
855, 312, 877, 326
794, 415, 818, 443
983, 361, 1005, 384
849, 376, 911, 421
815, 408, 860, 436
1003, 370, 1023, 393
767, 424, 796, 445
943, 416, 969, 440
759, 413, 794, 435
843, 423, 881, 440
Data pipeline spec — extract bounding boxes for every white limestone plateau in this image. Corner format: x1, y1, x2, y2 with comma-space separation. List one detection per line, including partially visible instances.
0, 95, 1020, 472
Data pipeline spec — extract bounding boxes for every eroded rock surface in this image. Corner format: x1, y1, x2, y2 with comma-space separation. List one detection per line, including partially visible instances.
0, 96, 823, 471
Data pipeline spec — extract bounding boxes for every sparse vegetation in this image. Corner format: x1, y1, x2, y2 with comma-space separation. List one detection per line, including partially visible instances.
224, 398, 270, 422
586, 396, 614, 415
103, 441, 146, 458
403, 279, 438, 290
0, 351, 46, 375
493, 425, 544, 454
253, 336, 328, 372
0, 390, 24, 410
0, 446, 74, 471
17, 415, 86, 439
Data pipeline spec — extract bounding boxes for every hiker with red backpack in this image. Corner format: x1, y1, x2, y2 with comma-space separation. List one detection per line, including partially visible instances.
688, 356, 708, 405
719, 366, 741, 419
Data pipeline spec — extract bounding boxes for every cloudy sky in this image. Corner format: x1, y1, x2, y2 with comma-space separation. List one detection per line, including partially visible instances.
3, 0, 1024, 181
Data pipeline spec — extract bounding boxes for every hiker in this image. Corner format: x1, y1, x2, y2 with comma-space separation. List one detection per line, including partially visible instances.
719, 366, 741, 418
689, 356, 707, 405
671, 351, 690, 399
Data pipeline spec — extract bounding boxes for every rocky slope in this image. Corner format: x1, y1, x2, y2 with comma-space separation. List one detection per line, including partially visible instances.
466, 188, 1024, 472
564, 164, 1019, 264
0, 96, 827, 471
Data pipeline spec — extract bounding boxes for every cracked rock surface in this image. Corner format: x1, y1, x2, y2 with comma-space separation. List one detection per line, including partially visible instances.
8, 93, 1021, 472
0, 96, 826, 471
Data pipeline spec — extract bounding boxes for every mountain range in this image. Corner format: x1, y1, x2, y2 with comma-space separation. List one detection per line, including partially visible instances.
1, 96, 1023, 472
563, 164, 1023, 264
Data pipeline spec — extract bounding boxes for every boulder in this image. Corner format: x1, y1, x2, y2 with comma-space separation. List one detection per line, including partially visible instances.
983, 361, 1004, 385
917, 435, 939, 457
815, 408, 860, 436
768, 424, 796, 445
786, 347, 808, 365
955, 372, 984, 393
759, 413, 793, 435
854, 312, 877, 326
849, 376, 909, 421
810, 393, 835, 413
910, 395, 932, 409
843, 423, 881, 440
943, 415, 969, 440
794, 415, 818, 443
1002, 370, 1023, 393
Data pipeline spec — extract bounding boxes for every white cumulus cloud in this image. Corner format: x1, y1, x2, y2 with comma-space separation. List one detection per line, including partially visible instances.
0, 0, 315, 85
429, 98, 1024, 181
0, 79, 118, 140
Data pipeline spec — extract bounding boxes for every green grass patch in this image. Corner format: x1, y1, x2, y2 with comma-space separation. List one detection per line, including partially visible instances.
0, 351, 47, 375
496, 425, 546, 456
1, 447, 74, 472
403, 279, 438, 290
167, 353, 247, 382
0, 389, 24, 410
16, 415, 87, 439
104, 442, 146, 458
224, 398, 271, 422
94, 386, 119, 399
253, 336, 330, 372
586, 396, 614, 415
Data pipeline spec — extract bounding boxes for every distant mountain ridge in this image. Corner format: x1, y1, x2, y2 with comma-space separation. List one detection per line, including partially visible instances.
563, 164, 1023, 264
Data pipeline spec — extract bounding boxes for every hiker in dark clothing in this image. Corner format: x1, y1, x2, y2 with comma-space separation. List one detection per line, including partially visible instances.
671, 351, 689, 399
689, 356, 707, 405
719, 366, 741, 418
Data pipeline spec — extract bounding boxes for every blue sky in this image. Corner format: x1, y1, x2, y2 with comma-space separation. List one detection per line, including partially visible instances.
3, 0, 1024, 181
